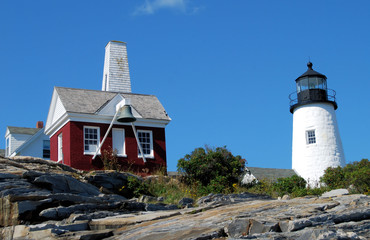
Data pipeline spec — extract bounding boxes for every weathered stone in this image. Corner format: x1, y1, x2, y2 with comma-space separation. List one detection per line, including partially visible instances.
282, 194, 291, 200
39, 203, 120, 220
29, 221, 89, 234
196, 192, 271, 206
89, 210, 182, 230
59, 229, 114, 240
33, 174, 101, 196
66, 211, 121, 223
138, 195, 158, 203
122, 201, 146, 211
178, 197, 194, 207
0, 173, 21, 179
248, 219, 280, 234
321, 188, 349, 198
145, 203, 178, 211
13, 225, 30, 239
1, 157, 369, 240
85, 171, 142, 194
279, 218, 312, 232
332, 208, 370, 224
27, 228, 62, 239
225, 219, 249, 238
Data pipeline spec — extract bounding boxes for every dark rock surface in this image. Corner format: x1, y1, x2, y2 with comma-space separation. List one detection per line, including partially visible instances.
0, 156, 369, 240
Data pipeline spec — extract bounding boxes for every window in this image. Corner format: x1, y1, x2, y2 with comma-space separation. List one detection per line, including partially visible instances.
112, 128, 126, 156
58, 134, 63, 163
43, 140, 50, 159
5, 137, 10, 157
84, 126, 100, 154
137, 130, 153, 158
308, 77, 318, 89
317, 78, 327, 90
298, 77, 309, 92
306, 130, 316, 145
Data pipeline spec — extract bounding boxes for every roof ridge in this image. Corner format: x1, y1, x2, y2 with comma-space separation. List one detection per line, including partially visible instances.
55, 86, 156, 97
7, 126, 40, 130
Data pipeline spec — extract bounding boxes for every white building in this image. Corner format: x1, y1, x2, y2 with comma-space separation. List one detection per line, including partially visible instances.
289, 62, 345, 186
5, 121, 50, 159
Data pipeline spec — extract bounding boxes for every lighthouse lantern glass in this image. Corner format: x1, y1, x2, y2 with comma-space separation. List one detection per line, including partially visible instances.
297, 76, 327, 93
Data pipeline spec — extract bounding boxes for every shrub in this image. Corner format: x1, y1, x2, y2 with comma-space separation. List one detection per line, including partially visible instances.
245, 178, 275, 197
177, 146, 245, 194
344, 159, 370, 194
102, 147, 122, 171
146, 176, 189, 204
320, 166, 346, 189
320, 159, 369, 194
123, 176, 151, 198
273, 175, 306, 197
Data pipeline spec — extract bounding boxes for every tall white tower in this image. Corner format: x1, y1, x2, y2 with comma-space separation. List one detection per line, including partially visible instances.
102, 41, 131, 93
290, 62, 345, 186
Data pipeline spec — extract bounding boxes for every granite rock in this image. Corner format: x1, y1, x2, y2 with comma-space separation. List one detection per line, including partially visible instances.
0, 156, 369, 240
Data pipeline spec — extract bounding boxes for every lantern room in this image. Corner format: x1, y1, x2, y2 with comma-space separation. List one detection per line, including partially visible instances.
289, 62, 337, 113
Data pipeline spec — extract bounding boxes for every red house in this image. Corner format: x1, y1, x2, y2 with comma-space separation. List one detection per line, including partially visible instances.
44, 41, 171, 172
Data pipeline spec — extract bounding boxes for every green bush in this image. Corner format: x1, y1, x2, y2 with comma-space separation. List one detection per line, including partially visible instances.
146, 176, 190, 204
177, 146, 245, 194
123, 176, 151, 198
345, 159, 370, 193
273, 175, 306, 197
245, 179, 275, 197
320, 159, 369, 194
319, 166, 346, 189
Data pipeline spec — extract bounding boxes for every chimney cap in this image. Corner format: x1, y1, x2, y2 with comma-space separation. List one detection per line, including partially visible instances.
36, 121, 44, 129
105, 40, 127, 47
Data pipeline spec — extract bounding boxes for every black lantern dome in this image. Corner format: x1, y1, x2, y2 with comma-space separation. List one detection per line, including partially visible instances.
289, 62, 337, 113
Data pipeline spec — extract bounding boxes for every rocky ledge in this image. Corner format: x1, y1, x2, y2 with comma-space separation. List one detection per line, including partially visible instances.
0, 156, 369, 240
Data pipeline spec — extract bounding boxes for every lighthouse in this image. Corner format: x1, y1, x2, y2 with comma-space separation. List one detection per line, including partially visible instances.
289, 62, 345, 186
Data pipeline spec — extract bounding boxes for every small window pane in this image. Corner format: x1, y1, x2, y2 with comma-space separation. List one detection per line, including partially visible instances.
137, 130, 153, 157
306, 130, 316, 145
84, 127, 99, 153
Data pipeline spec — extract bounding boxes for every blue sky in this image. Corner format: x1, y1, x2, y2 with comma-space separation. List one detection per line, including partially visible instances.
1, 0, 369, 171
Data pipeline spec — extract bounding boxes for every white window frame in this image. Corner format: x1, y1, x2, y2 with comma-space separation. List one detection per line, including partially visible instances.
58, 133, 63, 163
112, 128, 126, 157
83, 126, 100, 155
306, 130, 316, 145
5, 137, 10, 157
137, 130, 154, 158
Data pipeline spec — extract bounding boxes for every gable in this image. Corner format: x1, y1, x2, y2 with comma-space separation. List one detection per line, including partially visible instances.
11, 128, 47, 157
96, 94, 142, 119
45, 88, 67, 132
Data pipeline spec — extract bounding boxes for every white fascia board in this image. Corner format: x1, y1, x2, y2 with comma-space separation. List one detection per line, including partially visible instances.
5, 128, 10, 138
44, 112, 70, 137
68, 112, 170, 128
45, 88, 58, 131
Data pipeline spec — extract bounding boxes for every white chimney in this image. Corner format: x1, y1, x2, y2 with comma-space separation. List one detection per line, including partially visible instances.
102, 41, 131, 93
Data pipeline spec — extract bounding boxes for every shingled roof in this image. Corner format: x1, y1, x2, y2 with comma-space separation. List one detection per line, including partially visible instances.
55, 87, 170, 121
7, 127, 42, 135
246, 167, 297, 182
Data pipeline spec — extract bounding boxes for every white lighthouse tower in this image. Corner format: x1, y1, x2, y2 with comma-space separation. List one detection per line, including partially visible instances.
290, 62, 345, 186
